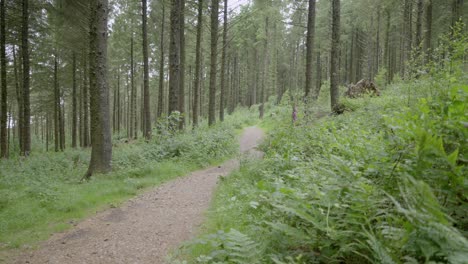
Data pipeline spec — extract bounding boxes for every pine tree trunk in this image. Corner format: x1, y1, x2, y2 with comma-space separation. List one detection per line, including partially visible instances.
305, 0, 316, 99
169, 0, 181, 117
140, 82, 144, 134
220, 0, 228, 122
79, 64, 83, 147
14, 46, 24, 151
21, 0, 31, 156
54, 56, 60, 152
316, 51, 322, 96
83, 54, 90, 147
113, 74, 116, 133
208, 0, 219, 126
384, 10, 391, 84
416, 0, 423, 49
260, 17, 269, 119
192, 0, 203, 127
330, 0, 340, 111
452, 0, 464, 27
46, 113, 49, 151
60, 100, 65, 151
130, 35, 137, 139
424, 0, 432, 55
157, 4, 165, 119
86, 0, 112, 178
178, 0, 186, 130
117, 70, 121, 133
375, 11, 381, 76
401, 0, 412, 78
126, 73, 130, 137
142, 0, 151, 139
0, 0, 7, 158
72, 53, 77, 148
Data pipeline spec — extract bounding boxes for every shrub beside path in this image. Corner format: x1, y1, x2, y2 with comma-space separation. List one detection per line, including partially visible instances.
12, 127, 264, 264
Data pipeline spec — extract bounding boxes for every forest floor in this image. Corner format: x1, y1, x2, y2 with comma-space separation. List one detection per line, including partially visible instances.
10, 126, 264, 264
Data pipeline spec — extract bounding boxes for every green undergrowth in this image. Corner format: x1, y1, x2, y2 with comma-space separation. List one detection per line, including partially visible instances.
176, 81, 468, 264
174, 29, 467, 263
0, 107, 257, 255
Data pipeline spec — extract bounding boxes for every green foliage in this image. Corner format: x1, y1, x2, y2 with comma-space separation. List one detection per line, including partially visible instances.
177, 30, 468, 263
0, 108, 257, 251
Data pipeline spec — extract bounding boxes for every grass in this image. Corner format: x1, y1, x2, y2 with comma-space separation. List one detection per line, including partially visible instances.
0, 107, 259, 261
173, 76, 468, 263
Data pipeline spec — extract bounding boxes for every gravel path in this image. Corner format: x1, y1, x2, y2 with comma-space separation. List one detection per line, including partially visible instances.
12, 126, 264, 264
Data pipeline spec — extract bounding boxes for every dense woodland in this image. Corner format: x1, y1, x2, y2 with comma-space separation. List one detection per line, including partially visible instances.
0, 0, 467, 263
0, 0, 465, 164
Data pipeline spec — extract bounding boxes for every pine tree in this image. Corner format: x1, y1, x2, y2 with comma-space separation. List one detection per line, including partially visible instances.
141, 0, 151, 139
21, 0, 31, 156
0, 0, 7, 158
330, 0, 340, 111
192, 0, 203, 127
86, 0, 112, 178
209, 0, 220, 126
305, 0, 316, 99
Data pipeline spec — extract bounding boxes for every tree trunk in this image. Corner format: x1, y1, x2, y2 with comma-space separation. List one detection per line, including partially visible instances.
316, 51, 322, 96
305, 0, 316, 99
14, 46, 23, 151
60, 98, 65, 151
54, 55, 60, 152
112, 73, 117, 133
416, 0, 423, 49
330, 0, 340, 111
0, 0, 7, 158
117, 69, 121, 133
375, 11, 381, 75
424, 0, 432, 55
208, 0, 219, 126
259, 17, 269, 119
130, 35, 137, 139
401, 0, 412, 78
83, 54, 90, 147
169, 0, 181, 117
141, 0, 151, 139
126, 72, 130, 137
192, 0, 203, 127
219, 0, 228, 122
384, 10, 391, 84
86, 0, 112, 178
79, 63, 83, 147
46, 113, 49, 151
178, 0, 186, 130
452, 0, 464, 27
21, 0, 31, 156
72, 53, 77, 148
157, 3, 165, 119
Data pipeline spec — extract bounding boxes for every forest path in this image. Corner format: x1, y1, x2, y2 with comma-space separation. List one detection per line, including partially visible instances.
12, 127, 264, 264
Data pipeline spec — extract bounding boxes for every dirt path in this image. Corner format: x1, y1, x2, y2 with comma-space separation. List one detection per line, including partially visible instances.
12, 127, 264, 264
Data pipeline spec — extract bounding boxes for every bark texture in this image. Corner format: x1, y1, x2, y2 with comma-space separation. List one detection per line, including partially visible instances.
424, 0, 432, 54
72, 53, 77, 148
169, 0, 181, 116
192, 0, 203, 127
157, 4, 165, 119
208, 0, 219, 126
305, 0, 316, 99
142, 0, 151, 139
330, 0, 340, 111
86, 0, 112, 178
220, 0, 228, 122
0, 0, 7, 158
178, 0, 185, 129
22, 0, 31, 156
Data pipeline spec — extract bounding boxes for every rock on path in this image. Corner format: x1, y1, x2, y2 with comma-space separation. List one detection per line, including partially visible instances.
12, 126, 264, 264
